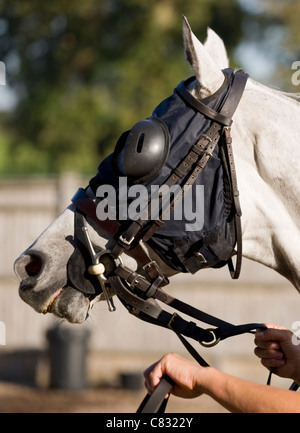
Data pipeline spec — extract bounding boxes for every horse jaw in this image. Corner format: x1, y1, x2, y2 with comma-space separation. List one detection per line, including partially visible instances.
182, 16, 225, 97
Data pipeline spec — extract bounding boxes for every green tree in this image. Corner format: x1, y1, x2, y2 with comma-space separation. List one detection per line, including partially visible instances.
0, 0, 247, 174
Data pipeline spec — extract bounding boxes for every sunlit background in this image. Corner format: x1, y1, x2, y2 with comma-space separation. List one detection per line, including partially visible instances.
0, 0, 300, 413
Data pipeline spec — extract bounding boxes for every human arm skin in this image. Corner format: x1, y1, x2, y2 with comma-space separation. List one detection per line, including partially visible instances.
201, 366, 300, 413
143, 352, 300, 413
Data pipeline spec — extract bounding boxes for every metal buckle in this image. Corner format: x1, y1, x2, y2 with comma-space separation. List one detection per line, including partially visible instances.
199, 328, 221, 347
194, 252, 207, 264
167, 312, 179, 330
202, 134, 213, 143
204, 150, 213, 160
119, 234, 135, 247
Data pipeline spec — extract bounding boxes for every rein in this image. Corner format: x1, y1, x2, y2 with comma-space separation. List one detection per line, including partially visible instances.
71, 70, 298, 412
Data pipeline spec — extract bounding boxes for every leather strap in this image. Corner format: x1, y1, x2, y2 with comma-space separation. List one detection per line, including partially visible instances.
220, 71, 248, 120
176, 80, 233, 126
222, 127, 242, 279
176, 70, 248, 126
110, 269, 267, 343
290, 382, 300, 391
137, 375, 175, 414
223, 128, 242, 217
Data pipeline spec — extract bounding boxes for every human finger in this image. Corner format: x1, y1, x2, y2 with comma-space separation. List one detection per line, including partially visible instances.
254, 346, 284, 361
254, 339, 286, 373
143, 359, 164, 394
260, 357, 286, 370
254, 338, 281, 350
255, 328, 292, 345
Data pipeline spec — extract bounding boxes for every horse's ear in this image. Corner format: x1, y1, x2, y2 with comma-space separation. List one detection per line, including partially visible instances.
204, 27, 229, 70
182, 16, 225, 96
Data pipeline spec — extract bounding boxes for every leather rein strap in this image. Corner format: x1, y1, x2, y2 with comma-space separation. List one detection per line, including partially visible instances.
137, 375, 175, 414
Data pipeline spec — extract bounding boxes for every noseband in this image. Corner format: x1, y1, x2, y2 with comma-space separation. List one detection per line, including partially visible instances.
71, 70, 298, 411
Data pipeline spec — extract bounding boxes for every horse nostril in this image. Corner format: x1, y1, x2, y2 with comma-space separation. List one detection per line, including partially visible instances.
25, 255, 43, 277
14, 252, 45, 281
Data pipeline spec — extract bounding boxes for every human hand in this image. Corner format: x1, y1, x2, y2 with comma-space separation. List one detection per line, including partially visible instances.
254, 324, 300, 385
143, 353, 208, 399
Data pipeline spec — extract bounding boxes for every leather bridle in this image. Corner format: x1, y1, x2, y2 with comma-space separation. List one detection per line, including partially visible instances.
71, 70, 298, 412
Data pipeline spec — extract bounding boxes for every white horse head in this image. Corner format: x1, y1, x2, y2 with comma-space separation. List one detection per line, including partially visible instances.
14, 17, 300, 324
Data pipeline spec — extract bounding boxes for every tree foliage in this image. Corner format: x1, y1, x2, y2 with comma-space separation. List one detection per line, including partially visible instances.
0, 0, 247, 174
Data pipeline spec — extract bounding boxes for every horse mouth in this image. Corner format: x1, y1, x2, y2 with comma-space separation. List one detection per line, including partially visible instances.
41, 285, 91, 323
42, 288, 63, 315
18, 280, 91, 324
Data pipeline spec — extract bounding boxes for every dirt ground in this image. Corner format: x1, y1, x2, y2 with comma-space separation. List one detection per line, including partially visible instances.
0, 381, 228, 413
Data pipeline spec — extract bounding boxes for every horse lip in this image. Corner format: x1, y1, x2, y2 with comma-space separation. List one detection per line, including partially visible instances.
42, 288, 63, 314
44, 285, 90, 323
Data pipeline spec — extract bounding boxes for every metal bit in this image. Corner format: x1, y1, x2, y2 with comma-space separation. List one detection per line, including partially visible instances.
82, 226, 116, 312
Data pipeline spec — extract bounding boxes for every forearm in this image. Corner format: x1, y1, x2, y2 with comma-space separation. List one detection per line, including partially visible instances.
201, 367, 300, 413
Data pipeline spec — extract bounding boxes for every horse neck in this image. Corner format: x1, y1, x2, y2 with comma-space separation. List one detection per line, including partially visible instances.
233, 79, 300, 290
